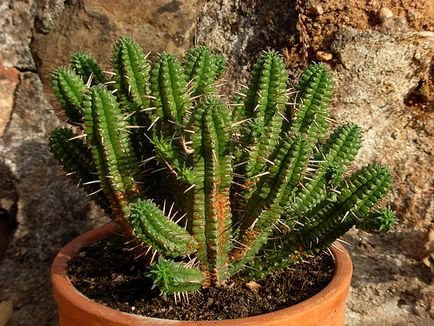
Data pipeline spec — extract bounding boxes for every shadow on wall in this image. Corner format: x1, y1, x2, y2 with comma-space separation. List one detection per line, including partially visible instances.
344, 228, 433, 286
220, 0, 299, 70
0, 159, 18, 261
6, 140, 94, 263
241, 0, 299, 57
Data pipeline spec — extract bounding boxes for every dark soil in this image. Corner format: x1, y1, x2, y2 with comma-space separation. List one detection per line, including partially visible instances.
69, 236, 335, 321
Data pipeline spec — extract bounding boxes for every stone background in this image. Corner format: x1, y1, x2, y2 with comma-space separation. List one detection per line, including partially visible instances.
0, 0, 432, 325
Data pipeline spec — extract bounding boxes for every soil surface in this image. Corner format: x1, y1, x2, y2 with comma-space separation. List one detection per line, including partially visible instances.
69, 236, 334, 320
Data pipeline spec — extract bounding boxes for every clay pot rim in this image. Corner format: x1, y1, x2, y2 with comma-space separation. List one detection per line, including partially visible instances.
51, 222, 352, 325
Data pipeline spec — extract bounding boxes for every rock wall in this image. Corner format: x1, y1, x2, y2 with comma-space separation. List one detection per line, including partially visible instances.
330, 27, 433, 227
31, 0, 201, 101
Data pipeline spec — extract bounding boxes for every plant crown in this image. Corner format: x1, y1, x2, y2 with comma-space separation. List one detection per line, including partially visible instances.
49, 38, 396, 296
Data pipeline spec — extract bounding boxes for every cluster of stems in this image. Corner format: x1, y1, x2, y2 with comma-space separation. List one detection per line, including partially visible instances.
49, 38, 396, 296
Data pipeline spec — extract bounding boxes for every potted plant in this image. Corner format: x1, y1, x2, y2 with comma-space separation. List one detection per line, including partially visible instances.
49, 38, 396, 325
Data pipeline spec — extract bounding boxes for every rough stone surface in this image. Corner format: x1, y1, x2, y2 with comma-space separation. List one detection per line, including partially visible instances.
0, 1, 36, 69
34, 0, 65, 34
196, 0, 299, 80
330, 27, 434, 227
0, 0, 84, 69
344, 228, 434, 325
31, 0, 201, 100
196, 0, 434, 75
0, 66, 20, 137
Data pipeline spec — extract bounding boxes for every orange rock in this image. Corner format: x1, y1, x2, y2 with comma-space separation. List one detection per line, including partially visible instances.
0, 66, 20, 137
315, 51, 333, 62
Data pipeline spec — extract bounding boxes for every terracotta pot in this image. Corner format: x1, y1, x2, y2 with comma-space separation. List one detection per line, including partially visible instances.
51, 223, 353, 326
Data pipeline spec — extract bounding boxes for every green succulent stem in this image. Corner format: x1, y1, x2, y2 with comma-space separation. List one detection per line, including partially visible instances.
151, 52, 192, 134
149, 259, 205, 295
290, 63, 333, 142
293, 164, 393, 250
191, 98, 233, 285
183, 45, 226, 96
113, 37, 151, 110
357, 207, 397, 233
233, 50, 288, 226
129, 199, 197, 258
71, 52, 107, 86
284, 123, 362, 222
51, 68, 86, 123
229, 136, 310, 275
240, 50, 288, 179
83, 86, 141, 216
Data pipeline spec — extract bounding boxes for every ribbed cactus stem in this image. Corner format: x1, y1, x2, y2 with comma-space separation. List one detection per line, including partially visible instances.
113, 37, 151, 111
246, 164, 393, 279
243, 250, 305, 280
229, 136, 309, 274
295, 164, 393, 250
51, 68, 86, 123
129, 199, 197, 258
191, 99, 233, 285
233, 50, 288, 221
150, 52, 192, 137
149, 259, 205, 295
71, 52, 107, 85
151, 136, 191, 182
84, 86, 141, 215
291, 63, 333, 142
357, 207, 397, 233
285, 123, 361, 221
242, 136, 309, 225
242, 50, 288, 178
183, 45, 226, 96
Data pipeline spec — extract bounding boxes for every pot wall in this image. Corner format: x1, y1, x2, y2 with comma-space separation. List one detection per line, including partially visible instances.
51, 223, 353, 325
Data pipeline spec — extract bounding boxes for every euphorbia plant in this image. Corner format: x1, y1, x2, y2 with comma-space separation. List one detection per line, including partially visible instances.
49, 37, 396, 298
